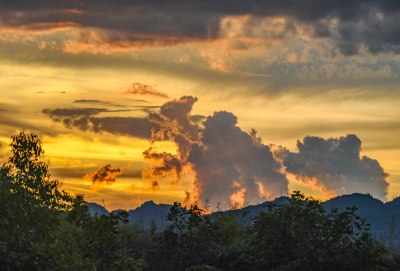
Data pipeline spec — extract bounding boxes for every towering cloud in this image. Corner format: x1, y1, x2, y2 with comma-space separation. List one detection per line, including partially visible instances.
278, 134, 389, 200
144, 96, 288, 209
188, 111, 288, 208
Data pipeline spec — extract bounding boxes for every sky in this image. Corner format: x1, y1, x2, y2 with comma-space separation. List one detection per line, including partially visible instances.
0, 0, 399, 210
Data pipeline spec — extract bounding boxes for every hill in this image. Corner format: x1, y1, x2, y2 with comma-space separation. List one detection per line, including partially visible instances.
88, 193, 400, 246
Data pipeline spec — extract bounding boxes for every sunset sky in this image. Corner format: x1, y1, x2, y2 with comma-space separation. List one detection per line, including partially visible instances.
0, 1, 399, 210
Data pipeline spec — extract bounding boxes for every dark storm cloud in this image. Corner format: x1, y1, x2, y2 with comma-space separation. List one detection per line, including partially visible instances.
89, 117, 154, 138
43, 108, 108, 117
277, 134, 389, 200
43, 107, 156, 139
2, 1, 400, 54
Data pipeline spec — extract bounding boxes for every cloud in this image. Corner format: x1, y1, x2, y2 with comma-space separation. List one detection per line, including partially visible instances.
84, 164, 122, 186
51, 166, 142, 180
43, 107, 107, 117
188, 112, 288, 209
277, 134, 389, 200
43, 107, 156, 139
142, 147, 183, 183
63, 29, 202, 54
190, 114, 206, 123
73, 99, 126, 107
2, 1, 400, 55
123, 83, 169, 98
148, 96, 201, 164
42, 96, 393, 207
144, 96, 288, 209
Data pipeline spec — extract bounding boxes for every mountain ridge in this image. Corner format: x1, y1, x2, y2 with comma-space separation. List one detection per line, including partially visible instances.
88, 193, 400, 246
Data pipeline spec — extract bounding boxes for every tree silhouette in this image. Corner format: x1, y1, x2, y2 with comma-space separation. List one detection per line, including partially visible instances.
0, 131, 144, 270
0, 131, 76, 269
249, 191, 387, 271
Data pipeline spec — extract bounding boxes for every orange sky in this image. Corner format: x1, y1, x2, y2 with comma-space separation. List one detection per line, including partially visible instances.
0, 1, 399, 210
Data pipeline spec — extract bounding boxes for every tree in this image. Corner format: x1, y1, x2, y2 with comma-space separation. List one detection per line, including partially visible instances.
0, 131, 146, 270
0, 131, 75, 269
2, 131, 72, 209
249, 191, 387, 271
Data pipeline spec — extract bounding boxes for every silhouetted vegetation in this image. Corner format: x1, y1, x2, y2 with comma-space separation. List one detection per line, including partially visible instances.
1, 131, 400, 270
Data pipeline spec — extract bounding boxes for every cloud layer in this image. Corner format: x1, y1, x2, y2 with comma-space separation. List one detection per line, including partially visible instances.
188, 111, 288, 208
2, 1, 400, 55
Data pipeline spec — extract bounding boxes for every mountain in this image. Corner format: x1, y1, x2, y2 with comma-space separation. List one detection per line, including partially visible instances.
323, 194, 384, 239
87, 200, 172, 229
212, 196, 290, 226
127, 201, 172, 229
323, 193, 385, 216
87, 194, 400, 246
87, 202, 109, 216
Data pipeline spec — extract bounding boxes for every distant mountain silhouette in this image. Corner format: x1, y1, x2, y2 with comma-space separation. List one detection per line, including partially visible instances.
88, 194, 400, 246
324, 193, 384, 216
87, 202, 109, 216
88, 201, 171, 229
324, 194, 400, 246
127, 201, 171, 228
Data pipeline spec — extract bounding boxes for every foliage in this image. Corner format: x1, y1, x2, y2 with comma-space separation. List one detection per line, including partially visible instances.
248, 191, 387, 271
0, 131, 144, 270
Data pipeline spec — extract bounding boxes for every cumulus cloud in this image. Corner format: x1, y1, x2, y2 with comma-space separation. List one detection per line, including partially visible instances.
123, 83, 169, 98
277, 134, 389, 200
85, 164, 122, 186
144, 96, 288, 209
189, 111, 288, 209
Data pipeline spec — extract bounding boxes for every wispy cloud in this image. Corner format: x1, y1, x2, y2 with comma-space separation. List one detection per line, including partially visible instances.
123, 83, 169, 99
73, 99, 126, 107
